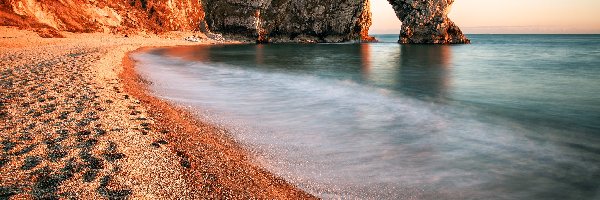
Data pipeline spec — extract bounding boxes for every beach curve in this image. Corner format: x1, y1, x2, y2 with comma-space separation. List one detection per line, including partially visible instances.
0, 26, 315, 199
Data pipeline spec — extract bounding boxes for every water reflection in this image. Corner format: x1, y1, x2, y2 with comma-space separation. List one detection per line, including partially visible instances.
359, 43, 401, 88
255, 44, 265, 65
360, 43, 371, 80
153, 44, 212, 62
153, 43, 454, 102
396, 45, 453, 101
359, 43, 453, 101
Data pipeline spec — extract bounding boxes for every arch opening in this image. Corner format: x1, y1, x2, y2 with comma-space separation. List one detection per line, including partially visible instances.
368, 0, 402, 35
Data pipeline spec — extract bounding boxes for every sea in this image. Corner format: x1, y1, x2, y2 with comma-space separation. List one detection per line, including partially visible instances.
132, 34, 600, 199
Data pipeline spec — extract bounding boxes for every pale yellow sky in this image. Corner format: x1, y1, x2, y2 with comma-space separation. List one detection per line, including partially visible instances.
370, 0, 600, 34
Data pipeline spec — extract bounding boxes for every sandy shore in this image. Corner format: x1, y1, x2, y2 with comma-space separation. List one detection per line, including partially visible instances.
0, 27, 315, 199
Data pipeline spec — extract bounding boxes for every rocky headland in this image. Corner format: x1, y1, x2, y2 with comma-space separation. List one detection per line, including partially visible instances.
1, 0, 468, 44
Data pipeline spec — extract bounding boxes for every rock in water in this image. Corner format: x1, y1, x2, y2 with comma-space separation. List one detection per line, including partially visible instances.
387, 0, 470, 44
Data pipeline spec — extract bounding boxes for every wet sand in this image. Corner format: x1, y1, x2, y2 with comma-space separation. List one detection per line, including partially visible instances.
0, 26, 315, 199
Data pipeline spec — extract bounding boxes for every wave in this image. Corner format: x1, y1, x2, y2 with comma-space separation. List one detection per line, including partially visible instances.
133, 51, 600, 199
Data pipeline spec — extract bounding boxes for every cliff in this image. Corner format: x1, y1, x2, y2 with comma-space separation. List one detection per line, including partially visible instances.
202, 0, 372, 43
0, 0, 468, 43
0, 0, 205, 37
201, 0, 466, 43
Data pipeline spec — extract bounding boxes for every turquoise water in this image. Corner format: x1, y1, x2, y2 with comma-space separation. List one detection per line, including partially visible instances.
134, 34, 600, 199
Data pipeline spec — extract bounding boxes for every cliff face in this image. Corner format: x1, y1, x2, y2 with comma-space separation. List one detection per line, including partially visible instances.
387, 0, 469, 44
0, 0, 205, 36
202, 0, 371, 43
201, 0, 467, 43
0, 0, 468, 44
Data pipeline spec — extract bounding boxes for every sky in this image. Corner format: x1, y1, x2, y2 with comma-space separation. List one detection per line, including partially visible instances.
370, 0, 600, 34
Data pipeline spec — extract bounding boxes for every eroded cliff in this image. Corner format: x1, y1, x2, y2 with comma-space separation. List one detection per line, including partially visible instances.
202, 0, 371, 43
0, 0, 468, 44
0, 0, 205, 36
201, 0, 467, 43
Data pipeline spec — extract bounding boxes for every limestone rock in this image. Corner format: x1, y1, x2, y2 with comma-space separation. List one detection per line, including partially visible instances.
202, 0, 467, 44
387, 0, 469, 44
0, 0, 468, 44
0, 0, 206, 34
184, 36, 201, 42
201, 0, 371, 43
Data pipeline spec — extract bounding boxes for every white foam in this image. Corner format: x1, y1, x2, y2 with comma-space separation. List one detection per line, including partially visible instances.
132, 52, 599, 199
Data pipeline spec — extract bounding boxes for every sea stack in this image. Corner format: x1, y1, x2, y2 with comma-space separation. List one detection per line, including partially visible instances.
387, 0, 470, 44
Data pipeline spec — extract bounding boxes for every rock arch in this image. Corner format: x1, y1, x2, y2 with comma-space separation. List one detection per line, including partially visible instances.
0, 0, 468, 44
201, 0, 469, 44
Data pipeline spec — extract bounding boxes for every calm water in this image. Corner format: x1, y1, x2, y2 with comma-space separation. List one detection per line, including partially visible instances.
133, 34, 600, 199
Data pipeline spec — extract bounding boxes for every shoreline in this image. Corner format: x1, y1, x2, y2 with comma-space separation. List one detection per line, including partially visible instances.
121, 47, 316, 199
0, 27, 314, 199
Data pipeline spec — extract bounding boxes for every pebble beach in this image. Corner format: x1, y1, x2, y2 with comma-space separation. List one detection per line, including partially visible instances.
0, 27, 314, 199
